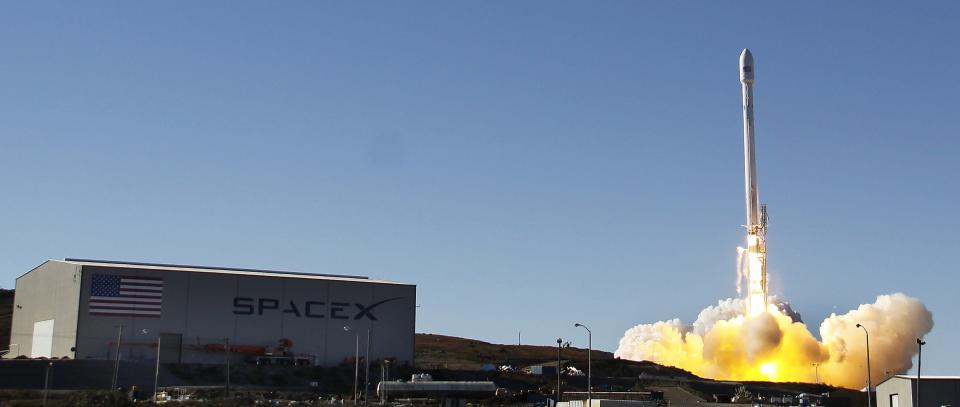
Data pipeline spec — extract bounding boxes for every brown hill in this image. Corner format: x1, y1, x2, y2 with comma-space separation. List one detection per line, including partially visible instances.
413, 333, 865, 407
416, 333, 608, 369
415, 333, 696, 380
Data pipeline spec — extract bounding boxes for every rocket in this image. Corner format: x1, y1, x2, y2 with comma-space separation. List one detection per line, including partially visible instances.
740, 49, 761, 230
739, 48, 769, 316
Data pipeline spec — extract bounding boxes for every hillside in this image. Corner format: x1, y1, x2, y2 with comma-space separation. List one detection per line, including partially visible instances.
414, 333, 865, 407
415, 333, 696, 379
416, 333, 608, 369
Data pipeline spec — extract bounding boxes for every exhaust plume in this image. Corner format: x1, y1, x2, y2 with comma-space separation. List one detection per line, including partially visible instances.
618, 50, 935, 389
616, 293, 932, 388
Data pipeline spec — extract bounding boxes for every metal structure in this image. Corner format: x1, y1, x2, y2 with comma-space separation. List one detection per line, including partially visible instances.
8, 259, 416, 369
739, 48, 769, 316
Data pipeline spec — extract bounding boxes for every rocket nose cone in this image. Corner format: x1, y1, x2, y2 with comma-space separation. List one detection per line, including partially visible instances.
740, 48, 754, 67
739, 48, 755, 82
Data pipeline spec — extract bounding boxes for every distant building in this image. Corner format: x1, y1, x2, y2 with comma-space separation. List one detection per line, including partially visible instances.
559, 400, 658, 407
875, 375, 960, 407
523, 360, 567, 376
7, 259, 416, 366
377, 378, 496, 400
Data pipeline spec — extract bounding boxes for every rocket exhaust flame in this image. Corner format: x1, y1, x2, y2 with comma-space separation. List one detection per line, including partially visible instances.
615, 50, 935, 388
616, 294, 933, 388
744, 235, 767, 317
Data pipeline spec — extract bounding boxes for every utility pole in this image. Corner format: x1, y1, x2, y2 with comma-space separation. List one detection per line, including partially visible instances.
225, 337, 231, 397
111, 325, 124, 390
153, 335, 162, 402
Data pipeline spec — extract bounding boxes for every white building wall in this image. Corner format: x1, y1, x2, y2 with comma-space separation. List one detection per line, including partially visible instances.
877, 377, 915, 407
877, 376, 960, 407
7, 261, 83, 359
72, 263, 416, 366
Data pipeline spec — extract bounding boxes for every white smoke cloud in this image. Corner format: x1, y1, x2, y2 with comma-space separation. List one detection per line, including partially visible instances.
693, 298, 743, 336
818, 293, 934, 385
615, 293, 933, 389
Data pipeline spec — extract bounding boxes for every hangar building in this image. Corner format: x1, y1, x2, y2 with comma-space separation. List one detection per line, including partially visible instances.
875, 375, 960, 407
6, 259, 416, 366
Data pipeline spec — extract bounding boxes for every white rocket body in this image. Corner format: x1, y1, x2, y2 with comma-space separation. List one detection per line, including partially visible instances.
741, 49, 760, 229
740, 48, 768, 316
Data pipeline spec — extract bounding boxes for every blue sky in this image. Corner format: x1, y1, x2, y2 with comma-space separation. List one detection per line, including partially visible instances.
1, 2, 958, 373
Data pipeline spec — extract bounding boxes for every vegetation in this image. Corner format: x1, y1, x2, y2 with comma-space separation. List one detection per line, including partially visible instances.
415, 333, 697, 380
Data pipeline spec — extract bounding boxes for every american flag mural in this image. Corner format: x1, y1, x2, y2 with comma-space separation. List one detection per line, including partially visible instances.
89, 274, 163, 317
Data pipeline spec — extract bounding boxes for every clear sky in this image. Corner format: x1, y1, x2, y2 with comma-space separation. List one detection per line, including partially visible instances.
2, 2, 958, 374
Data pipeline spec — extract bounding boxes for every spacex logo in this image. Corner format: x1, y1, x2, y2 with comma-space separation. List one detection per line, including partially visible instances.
232, 296, 404, 320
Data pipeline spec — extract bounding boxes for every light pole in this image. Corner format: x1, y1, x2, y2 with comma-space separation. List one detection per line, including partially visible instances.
364, 329, 371, 404
345, 326, 359, 404
811, 363, 820, 385
575, 323, 592, 406
225, 337, 231, 397
384, 360, 390, 404
916, 338, 926, 407
43, 361, 53, 407
380, 361, 385, 404
153, 335, 162, 402
556, 338, 563, 403
111, 325, 124, 390
856, 323, 872, 407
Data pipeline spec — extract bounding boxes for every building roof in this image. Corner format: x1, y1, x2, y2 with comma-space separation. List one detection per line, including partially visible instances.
892, 375, 960, 380
29, 258, 412, 286
877, 375, 960, 387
